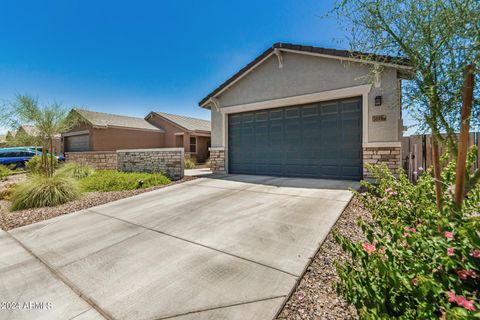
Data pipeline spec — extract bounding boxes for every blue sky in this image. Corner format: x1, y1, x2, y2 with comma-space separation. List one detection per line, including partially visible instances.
0, 0, 413, 134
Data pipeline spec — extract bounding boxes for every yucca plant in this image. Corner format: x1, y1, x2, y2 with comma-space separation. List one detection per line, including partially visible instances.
10, 174, 81, 211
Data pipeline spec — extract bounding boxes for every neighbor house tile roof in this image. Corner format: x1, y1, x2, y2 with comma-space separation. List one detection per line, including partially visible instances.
151, 112, 211, 132
75, 109, 164, 132
199, 42, 412, 107
19, 124, 40, 136
0, 135, 6, 143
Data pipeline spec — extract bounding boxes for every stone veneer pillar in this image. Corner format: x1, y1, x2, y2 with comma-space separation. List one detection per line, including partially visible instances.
363, 145, 402, 179
209, 147, 226, 174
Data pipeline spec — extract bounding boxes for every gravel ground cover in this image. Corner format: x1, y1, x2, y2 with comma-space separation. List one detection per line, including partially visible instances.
277, 197, 372, 320
0, 176, 196, 231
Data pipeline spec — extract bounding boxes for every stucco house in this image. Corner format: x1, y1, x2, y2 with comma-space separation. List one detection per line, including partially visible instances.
199, 43, 412, 180
63, 109, 211, 162
6, 125, 62, 154
145, 112, 211, 162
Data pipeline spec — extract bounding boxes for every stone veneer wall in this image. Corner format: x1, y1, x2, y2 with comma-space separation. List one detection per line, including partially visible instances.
363, 146, 402, 179
65, 151, 117, 170
117, 148, 184, 180
209, 147, 226, 174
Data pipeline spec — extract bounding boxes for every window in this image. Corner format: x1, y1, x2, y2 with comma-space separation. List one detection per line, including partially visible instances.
189, 137, 197, 153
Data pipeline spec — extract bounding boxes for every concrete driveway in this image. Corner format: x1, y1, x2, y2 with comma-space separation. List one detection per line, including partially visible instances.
1, 175, 358, 320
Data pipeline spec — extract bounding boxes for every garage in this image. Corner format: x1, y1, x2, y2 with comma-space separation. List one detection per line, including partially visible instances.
200, 43, 410, 180
228, 98, 362, 180
65, 134, 89, 152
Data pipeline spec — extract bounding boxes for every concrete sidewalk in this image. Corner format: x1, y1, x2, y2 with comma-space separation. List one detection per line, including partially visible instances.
2, 175, 357, 320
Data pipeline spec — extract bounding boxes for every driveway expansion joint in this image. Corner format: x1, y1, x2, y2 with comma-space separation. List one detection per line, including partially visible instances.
155, 295, 287, 320
6, 231, 113, 320
91, 209, 300, 278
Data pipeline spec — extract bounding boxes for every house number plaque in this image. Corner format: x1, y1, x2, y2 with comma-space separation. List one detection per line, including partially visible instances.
372, 115, 387, 122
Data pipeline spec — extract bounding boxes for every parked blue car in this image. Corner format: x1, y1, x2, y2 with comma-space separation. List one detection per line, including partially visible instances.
0, 147, 64, 168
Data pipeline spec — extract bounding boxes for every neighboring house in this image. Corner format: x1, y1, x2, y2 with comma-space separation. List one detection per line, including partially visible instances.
63, 109, 165, 152
63, 109, 212, 162
5, 130, 16, 143
0, 135, 6, 147
9, 125, 62, 155
199, 43, 412, 180
145, 112, 211, 162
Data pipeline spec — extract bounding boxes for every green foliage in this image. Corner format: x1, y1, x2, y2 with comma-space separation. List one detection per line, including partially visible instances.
0, 184, 16, 201
56, 163, 94, 179
0, 95, 81, 177
205, 158, 211, 169
184, 157, 196, 169
25, 155, 58, 174
335, 155, 480, 319
0, 165, 12, 180
10, 174, 80, 211
331, 0, 480, 155
79, 170, 171, 192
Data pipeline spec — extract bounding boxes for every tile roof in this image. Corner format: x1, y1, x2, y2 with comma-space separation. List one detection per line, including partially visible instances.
199, 42, 412, 107
152, 112, 211, 132
74, 109, 164, 132
0, 135, 6, 143
20, 124, 40, 136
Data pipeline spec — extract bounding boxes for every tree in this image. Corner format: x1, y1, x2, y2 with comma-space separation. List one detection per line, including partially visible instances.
0, 95, 79, 177
331, 0, 480, 208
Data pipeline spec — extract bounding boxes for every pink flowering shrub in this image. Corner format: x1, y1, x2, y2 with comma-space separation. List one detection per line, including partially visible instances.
335, 149, 480, 319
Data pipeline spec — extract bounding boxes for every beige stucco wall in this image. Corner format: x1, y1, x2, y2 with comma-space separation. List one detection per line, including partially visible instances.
210, 52, 402, 146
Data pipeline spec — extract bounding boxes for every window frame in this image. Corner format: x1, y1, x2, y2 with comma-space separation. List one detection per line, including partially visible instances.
189, 136, 197, 154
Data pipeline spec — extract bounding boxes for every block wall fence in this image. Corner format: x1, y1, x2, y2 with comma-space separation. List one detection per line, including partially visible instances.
65, 148, 184, 180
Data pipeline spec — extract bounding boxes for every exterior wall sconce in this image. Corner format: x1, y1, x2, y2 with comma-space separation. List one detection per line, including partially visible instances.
375, 96, 382, 106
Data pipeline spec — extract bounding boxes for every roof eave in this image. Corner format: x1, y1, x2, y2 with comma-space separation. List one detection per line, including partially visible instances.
198, 43, 413, 108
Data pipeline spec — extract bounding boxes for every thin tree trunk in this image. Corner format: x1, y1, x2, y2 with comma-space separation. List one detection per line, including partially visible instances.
454, 64, 475, 207
432, 136, 442, 211
49, 138, 54, 177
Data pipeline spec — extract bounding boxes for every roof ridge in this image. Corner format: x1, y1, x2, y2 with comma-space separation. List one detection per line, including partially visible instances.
154, 111, 210, 122
75, 108, 146, 120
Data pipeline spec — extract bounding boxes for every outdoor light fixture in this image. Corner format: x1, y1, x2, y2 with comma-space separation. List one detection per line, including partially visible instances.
375, 96, 382, 106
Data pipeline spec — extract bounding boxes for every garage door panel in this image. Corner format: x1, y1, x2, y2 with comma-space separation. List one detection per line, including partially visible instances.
65, 134, 89, 152
228, 97, 362, 180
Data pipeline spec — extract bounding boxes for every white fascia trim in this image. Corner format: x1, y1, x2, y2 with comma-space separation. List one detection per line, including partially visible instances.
220, 84, 371, 145
363, 142, 402, 148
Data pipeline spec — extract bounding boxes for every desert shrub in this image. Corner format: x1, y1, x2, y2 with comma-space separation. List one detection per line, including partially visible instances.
335, 151, 480, 319
205, 158, 211, 168
0, 183, 16, 201
184, 157, 196, 169
56, 162, 94, 179
0, 165, 12, 180
26, 155, 59, 174
10, 174, 80, 211
79, 170, 171, 192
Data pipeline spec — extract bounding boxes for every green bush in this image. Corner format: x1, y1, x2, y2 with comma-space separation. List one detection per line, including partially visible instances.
0, 165, 12, 180
10, 174, 81, 211
56, 163, 94, 179
184, 157, 196, 169
335, 150, 480, 319
79, 170, 171, 192
25, 155, 59, 174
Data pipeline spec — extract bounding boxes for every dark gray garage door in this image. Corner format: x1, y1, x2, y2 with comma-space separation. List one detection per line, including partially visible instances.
228, 97, 362, 180
65, 134, 90, 152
